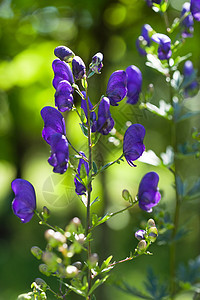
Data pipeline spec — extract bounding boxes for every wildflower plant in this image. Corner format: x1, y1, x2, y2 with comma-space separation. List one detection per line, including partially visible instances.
10, 0, 200, 299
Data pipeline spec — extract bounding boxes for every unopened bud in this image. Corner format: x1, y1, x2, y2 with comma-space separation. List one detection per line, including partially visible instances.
54, 46, 75, 62
147, 218, 156, 228
137, 240, 147, 254
70, 217, 81, 227
89, 253, 98, 266
72, 261, 82, 270
135, 229, 146, 241
122, 189, 131, 201
41, 206, 50, 221
39, 264, 51, 276
66, 265, 79, 277
31, 246, 43, 260
35, 278, 48, 290
17, 293, 33, 300
75, 233, 85, 244
148, 227, 158, 242
45, 229, 55, 240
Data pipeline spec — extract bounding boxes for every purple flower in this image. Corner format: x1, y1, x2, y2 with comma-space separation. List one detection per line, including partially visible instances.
74, 152, 90, 195
135, 229, 146, 241
126, 65, 142, 105
183, 60, 199, 98
138, 172, 161, 212
11, 179, 36, 223
191, 0, 200, 21
97, 97, 114, 135
54, 46, 75, 62
52, 59, 74, 89
81, 92, 97, 132
48, 133, 69, 174
136, 24, 153, 56
181, 2, 194, 38
55, 80, 74, 112
41, 106, 66, 144
72, 56, 86, 80
106, 70, 127, 106
90, 52, 103, 74
151, 33, 172, 60
123, 124, 145, 167
145, 0, 161, 6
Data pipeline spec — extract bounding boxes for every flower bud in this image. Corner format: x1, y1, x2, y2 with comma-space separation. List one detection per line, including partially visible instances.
35, 278, 48, 290
89, 253, 98, 266
89, 52, 103, 74
54, 46, 75, 62
122, 189, 131, 201
135, 229, 146, 241
17, 293, 33, 300
39, 264, 51, 276
137, 240, 147, 254
75, 233, 85, 244
147, 218, 156, 228
148, 226, 158, 242
41, 206, 50, 221
72, 261, 82, 270
70, 217, 81, 227
66, 265, 79, 277
31, 246, 43, 260
72, 56, 86, 80
45, 229, 55, 240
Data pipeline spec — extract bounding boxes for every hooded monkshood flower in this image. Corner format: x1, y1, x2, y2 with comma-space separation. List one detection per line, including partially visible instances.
151, 33, 172, 60
135, 229, 146, 241
145, 0, 161, 7
74, 152, 90, 195
48, 133, 69, 174
183, 60, 199, 98
123, 124, 145, 167
97, 97, 114, 135
89, 52, 103, 74
72, 56, 86, 80
180, 2, 194, 38
55, 80, 74, 112
136, 24, 153, 56
54, 46, 75, 62
41, 106, 66, 144
126, 65, 142, 105
52, 59, 74, 89
11, 179, 36, 223
106, 70, 127, 106
191, 0, 200, 21
138, 172, 161, 212
81, 91, 97, 132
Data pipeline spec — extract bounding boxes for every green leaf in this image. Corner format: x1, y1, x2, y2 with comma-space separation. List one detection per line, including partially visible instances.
88, 275, 109, 296
91, 132, 101, 146
92, 161, 98, 174
64, 281, 87, 297
100, 255, 113, 272
79, 123, 88, 137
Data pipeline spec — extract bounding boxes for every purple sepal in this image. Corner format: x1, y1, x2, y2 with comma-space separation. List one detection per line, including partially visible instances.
48, 133, 69, 174
97, 97, 115, 135
191, 0, 200, 21
41, 106, 66, 144
52, 59, 74, 89
81, 92, 97, 133
135, 229, 146, 241
123, 124, 145, 167
55, 80, 74, 112
151, 33, 172, 60
138, 172, 161, 212
72, 56, 86, 80
126, 65, 142, 105
11, 179, 36, 223
106, 70, 127, 106
181, 2, 194, 38
54, 46, 75, 61
74, 152, 90, 195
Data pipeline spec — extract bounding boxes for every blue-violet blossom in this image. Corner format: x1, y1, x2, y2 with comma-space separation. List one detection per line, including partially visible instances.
136, 24, 153, 56
123, 124, 145, 167
54, 46, 75, 62
89, 52, 103, 74
55, 80, 74, 112
126, 65, 142, 105
181, 2, 194, 38
106, 70, 127, 106
138, 172, 161, 212
52, 59, 74, 89
97, 97, 114, 135
145, 0, 161, 7
48, 133, 69, 174
72, 56, 86, 80
183, 60, 199, 98
11, 179, 36, 223
41, 106, 66, 144
74, 152, 90, 195
191, 0, 200, 21
135, 229, 146, 241
151, 33, 172, 60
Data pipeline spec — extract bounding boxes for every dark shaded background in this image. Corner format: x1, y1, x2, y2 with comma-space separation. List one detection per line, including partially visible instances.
0, 0, 200, 299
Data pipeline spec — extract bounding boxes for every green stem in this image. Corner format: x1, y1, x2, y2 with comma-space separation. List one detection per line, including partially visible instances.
34, 210, 58, 231
92, 154, 124, 177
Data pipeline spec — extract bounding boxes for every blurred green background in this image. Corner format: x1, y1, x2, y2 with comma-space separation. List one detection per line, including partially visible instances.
0, 0, 200, 299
